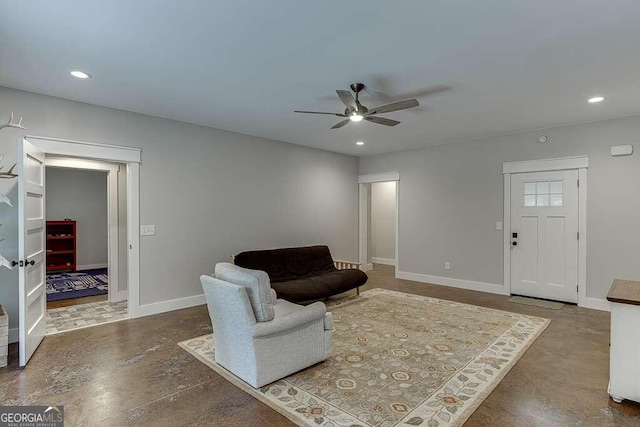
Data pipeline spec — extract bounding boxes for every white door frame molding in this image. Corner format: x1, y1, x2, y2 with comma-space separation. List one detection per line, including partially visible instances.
502, 156, 594, 310
44, 157, 125, 303
27, 136, 141, 318
358, 172, 400, 277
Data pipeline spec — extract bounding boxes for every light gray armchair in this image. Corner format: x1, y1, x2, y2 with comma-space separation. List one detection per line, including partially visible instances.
200, 262, 333, 388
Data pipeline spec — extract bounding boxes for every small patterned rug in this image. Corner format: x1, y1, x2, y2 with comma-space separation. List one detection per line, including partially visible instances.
46, 269, 108, 302
179, 288, 549, 427
46, 300, 128, 335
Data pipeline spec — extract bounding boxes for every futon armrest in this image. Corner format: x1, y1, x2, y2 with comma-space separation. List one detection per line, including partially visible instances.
323, 312, 334, 331
252, 302, 327, 338
333, 260, 361, 270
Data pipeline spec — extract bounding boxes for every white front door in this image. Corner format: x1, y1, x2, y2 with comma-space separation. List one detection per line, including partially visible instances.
510, 169, 579, 303
18, 138, 47, 366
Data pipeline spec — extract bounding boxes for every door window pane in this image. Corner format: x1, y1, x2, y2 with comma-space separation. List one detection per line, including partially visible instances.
536, 181, 549, 194
524, 195, 536, 206
524, 182, 537, 195
536, 195, 549, 206
550, 194, 563, 206
550, 180, 563, 194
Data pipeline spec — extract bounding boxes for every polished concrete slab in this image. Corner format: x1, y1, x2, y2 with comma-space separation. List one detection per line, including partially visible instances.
1, 265, 639, 426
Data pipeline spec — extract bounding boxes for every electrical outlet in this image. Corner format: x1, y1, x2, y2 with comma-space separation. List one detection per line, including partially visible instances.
445, 262, 451, 270
140, 225, 155, 236
496, 221, 503, 230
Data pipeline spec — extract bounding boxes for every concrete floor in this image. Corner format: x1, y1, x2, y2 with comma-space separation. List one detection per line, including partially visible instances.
1, 265, 639, 426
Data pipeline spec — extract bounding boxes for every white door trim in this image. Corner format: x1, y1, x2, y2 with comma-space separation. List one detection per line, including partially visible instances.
358, 173, 400, 278
503, 156, 591, 309
26, 135, 141, 163
44, 157, 123, 304
27, 136, 141, 318
502, 155, 588, 174
359, 172, 400, 184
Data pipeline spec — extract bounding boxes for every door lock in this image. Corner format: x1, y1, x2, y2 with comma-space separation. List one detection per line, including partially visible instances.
511, 232, 519, 247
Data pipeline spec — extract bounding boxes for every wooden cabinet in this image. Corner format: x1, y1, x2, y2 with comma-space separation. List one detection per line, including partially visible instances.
46, 220, 76, 272
607, 279, 640, 404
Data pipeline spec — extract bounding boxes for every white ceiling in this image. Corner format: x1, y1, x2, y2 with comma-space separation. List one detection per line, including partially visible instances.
2, 1, 640, 156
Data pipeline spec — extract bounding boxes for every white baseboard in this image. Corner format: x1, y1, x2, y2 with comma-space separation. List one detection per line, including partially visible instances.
364, 263, 374, 271
372, 257, 396, 266
7, 294, 205, 343
138, 294, 207, 317
396, 271, 509, 296
110, 290, 128, 303
9, 327, 18, 344
581, 297, 611, 312
76, 263, 108, 271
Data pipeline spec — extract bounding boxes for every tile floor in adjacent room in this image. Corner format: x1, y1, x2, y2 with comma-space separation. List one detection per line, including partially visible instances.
2, 265, 639, 426
46, 300, 128, 335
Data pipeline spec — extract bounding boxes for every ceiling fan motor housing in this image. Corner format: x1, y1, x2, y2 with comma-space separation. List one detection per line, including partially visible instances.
350, 82, 366, 93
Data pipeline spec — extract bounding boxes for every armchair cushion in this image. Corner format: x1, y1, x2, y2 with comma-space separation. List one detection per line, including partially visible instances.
252, 301, 326, 338
215, 262, 274, 322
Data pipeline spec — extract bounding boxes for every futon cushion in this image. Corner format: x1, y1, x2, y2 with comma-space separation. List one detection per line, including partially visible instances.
271, 268, 368, 302
215, 262, 274, 322
234, 245, 336, 282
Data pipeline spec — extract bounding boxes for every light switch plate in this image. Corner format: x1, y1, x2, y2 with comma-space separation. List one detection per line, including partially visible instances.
140, 225, 155, 236
496, 221, 503, 230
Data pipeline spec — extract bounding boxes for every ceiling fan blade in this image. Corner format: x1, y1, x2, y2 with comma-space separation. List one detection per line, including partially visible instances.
366, 99, 419, 116
294, 110, 347, 117
336, 90, 357, 111
331, 119, 350, 129
365, 116, 400, 127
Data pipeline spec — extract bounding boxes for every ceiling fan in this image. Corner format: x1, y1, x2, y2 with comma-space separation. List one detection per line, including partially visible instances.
294, 83, 419, 129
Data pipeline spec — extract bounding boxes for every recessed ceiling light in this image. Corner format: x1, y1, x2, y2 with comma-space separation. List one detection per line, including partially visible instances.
349, 113, 364, 122
588, 96, 604, 103
70, 70, 92, 79
356, 141, 365, 146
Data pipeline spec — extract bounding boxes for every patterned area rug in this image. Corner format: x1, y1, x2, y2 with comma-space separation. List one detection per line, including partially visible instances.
179, 289, 549, 427
46, 269, 108, 302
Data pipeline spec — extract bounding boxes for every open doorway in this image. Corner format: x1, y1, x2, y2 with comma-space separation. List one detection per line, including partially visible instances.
15, 136, 141, 366
358, 172, 399, 276
44, 157, 129, 334
370, 182, 396, 272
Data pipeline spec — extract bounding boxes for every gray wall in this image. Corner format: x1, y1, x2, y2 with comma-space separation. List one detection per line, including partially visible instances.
360, 114, 640, 301
371, 181, 395, 261
0, 86, 359, 336
46, 167, 108, 269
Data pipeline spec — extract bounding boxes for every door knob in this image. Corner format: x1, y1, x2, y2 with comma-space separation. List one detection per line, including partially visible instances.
24, 260, 35, 266
11, 260, 19, 267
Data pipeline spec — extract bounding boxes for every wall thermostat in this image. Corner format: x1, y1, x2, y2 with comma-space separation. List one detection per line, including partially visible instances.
610, 144, 633, 157
538, 136, 548, 143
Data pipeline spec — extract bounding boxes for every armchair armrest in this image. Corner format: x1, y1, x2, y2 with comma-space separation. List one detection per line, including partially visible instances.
252, 302, 327, 338
334, 260, 361, 270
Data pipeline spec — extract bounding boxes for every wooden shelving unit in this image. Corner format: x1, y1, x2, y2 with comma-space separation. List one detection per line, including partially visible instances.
46, 220, 76, 273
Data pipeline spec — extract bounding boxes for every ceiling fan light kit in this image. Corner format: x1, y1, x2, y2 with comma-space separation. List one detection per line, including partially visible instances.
294, 82, 419, 129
